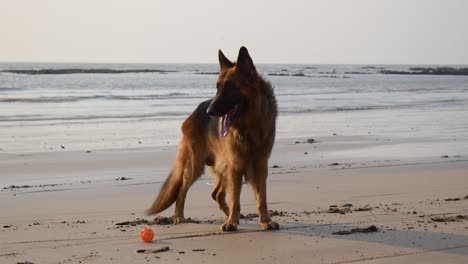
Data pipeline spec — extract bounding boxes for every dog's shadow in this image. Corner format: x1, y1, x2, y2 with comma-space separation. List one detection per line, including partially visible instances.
163, 219, 468, 258
271, 222, 468, 257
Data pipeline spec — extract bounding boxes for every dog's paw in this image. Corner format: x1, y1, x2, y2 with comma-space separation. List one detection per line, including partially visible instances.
172, 216, 186, 224
261, 221, 280, 230
220, 222, 238, 232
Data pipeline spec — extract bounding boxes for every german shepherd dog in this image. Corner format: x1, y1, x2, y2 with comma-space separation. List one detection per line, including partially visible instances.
147, 47, 279, 231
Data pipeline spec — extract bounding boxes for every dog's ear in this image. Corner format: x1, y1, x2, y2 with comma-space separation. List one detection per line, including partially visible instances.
237, 46, 257, 79
219, 49, 234, 70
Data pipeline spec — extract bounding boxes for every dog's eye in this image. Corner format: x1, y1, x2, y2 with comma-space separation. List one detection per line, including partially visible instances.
223, 81, 233, 91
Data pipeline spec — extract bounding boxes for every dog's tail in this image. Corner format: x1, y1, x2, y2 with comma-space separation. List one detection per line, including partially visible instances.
146, 168, 183, 216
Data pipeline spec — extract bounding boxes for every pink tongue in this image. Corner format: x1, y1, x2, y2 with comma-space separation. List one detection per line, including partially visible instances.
221, 114, 230, 137
220, 105, 239, 138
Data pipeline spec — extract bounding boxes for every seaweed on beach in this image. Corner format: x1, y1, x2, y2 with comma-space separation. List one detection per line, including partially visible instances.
332, 225, 378, 235
327, 207, 351, 214
240, 210, 288, 220
3, 183, 61, 190
115, 219, 150, 226
443, 196, 468, 201
354, 207, 373, 212
326, 204, 372, 214
430, 215, 468, 223
136, 246, 170, 254
115, 216, 201, 227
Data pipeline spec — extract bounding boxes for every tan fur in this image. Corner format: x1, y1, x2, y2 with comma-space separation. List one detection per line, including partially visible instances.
147, 47, 279, 231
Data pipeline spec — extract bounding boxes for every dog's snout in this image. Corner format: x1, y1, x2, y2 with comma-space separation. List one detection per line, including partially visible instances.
206, 104, 219, 116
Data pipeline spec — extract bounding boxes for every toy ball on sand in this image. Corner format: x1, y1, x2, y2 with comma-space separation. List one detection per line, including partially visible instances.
140, 227, 154, 242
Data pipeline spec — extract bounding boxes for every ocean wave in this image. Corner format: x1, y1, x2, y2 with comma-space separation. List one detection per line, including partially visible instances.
280, 106, 389, 114
108, 92, 193, 100
0, 112, 190, 122
1, 68, 178, 75
280, 99, 466, 114
0, 93, 207, 103
0, 87, 24, 91
0, 95, 105, 103
194, 72, 219, 75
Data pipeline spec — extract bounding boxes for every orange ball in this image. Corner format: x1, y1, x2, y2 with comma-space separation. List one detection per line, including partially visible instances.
140, 227, 154, 243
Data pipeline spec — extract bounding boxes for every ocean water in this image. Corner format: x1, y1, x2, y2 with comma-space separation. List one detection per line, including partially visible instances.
1, 63, 468, 153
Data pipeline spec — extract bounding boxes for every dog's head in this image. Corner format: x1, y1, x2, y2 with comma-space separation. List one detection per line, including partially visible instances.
206, 46, 258, 137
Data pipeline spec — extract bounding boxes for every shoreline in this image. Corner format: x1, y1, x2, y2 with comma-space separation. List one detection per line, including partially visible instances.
1, 105, 467, 154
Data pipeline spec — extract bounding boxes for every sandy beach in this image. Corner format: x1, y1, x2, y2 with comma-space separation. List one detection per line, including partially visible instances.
1, 132, 468, 263
2, 0, 468, 262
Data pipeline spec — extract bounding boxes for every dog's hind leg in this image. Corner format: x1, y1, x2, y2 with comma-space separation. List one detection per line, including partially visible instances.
172, 165, 191, 224
173, 142, 205, 224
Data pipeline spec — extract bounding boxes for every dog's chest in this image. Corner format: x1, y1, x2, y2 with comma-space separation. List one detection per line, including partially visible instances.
228, 127, 264, 154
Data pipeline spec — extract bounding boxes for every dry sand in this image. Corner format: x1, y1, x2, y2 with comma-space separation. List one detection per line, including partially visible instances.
1, 137, 468, 263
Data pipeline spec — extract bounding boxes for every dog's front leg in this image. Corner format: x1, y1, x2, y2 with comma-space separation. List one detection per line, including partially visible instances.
251, 161, 280, 230
220, 166, 243, 231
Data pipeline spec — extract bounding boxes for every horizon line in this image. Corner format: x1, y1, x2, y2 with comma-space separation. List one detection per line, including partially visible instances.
1, 61, 468, 66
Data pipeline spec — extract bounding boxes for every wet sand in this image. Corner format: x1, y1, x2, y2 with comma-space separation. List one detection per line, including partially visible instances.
1, 137, 468, 263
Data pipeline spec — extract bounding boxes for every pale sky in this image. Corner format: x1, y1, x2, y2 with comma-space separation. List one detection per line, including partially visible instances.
1, 0, 467, 64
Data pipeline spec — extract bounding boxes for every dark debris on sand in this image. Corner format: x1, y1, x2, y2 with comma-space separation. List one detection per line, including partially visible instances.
115, 219, 150, 226
326, 204, 372, 214
430, 215, 468, 223
136, 246, 170, 254
115, 216, 201, 227
240, 213, 259, 219
444, 195, 468, 201
332, 225, 379, 235
115, 176, 132, 181
3, 183, 61, 190
327, 207, 351, 214
240, 210, 288, 220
